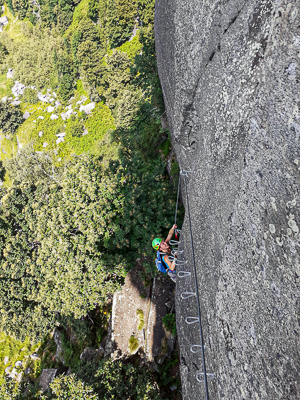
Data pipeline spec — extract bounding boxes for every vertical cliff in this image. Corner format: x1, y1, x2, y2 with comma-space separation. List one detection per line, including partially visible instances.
155, 0, 300, 399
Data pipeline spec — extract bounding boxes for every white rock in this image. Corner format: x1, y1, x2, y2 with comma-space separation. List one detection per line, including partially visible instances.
65, 105, 72, 110
6, 69, 14, 79
5, 365, 12, 374
49, 98, 55, 102
38, 131, 43, 137
2, 149, 7, 154
56, 132, 66, 138
65, 109, 73, 119
46, 106, 55, 113
4, 356, 9, 365
55, 100, 61, 107
12, 81, 26, 97
53, 92, 57, 98
79, 102, 95, 114
56, 137, 64, 144
43, 142, 48, 148
23, 111, 30, 120
8, 368, 17, 378
37, 116, 44, 120
83, 129, 88, 136
60, 112, 67, 121
68, 97, 74, 103
15, 361, 22, 368
50, 114, 58, 120
1, 96, 8, 103
11, 99, 21, 106
37, 93, 49, 103
30, 353, 39, 360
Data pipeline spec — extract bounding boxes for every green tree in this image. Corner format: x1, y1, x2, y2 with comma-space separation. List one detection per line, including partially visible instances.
0, 102, 23, 134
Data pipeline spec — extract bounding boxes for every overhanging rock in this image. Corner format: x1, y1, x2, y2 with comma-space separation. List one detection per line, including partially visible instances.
155, 0, 300, 399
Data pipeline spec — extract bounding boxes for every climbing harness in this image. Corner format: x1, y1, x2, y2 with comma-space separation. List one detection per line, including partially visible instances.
171, 170, 214, 400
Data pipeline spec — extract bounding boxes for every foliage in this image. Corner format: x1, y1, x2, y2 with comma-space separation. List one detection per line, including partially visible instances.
0, 102, 23, 134
49, 374, 99, 399
136, 309, 144, 331
162, 313, 177, 337
0, 332, 38, 385
6, 29, 64, 90
128, 335, 139, 354
22, 88, 38, 104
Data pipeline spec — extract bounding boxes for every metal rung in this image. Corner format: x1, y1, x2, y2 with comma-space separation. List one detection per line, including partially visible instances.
178, 271, 191, 278
185, 317, 199, 325
169, 239, 180, 246
167, 256, 187, 265
190, 344, 206, 353
181, 292, 196, 299
171, 249, 184, 256
180, 170, 194, 176
196, 372, 214, 383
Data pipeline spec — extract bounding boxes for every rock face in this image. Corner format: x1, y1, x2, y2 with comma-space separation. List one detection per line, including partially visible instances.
155, 1, 300, 399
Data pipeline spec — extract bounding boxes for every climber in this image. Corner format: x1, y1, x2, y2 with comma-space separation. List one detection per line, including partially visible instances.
152, 224, 177, 281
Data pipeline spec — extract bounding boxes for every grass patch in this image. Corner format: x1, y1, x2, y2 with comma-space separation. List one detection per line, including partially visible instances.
136, 309, 144, 331
128, 335, 139, 354
0, 332, 39, 385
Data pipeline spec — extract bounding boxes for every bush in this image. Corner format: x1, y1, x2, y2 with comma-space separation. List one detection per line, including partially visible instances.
162, 313, 176, 337
0, 102, 23, 134
22, 88, 38, 104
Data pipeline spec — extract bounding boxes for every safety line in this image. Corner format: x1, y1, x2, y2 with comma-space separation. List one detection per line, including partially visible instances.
177, 170, 212, 400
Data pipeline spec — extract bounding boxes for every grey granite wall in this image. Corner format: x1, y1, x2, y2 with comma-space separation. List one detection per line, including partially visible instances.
155, 0, 300, 399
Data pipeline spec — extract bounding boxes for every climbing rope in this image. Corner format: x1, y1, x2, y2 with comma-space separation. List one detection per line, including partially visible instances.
172, 170, 214, 400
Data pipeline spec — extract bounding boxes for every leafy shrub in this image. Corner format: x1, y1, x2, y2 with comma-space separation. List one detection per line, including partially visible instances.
128, 335, 139, 354
162, 313, 176, 337
0, 102, 23, 134
22, 88, 38, 104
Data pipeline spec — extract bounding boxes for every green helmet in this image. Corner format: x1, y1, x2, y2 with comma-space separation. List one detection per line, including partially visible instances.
152, 238, 162, 250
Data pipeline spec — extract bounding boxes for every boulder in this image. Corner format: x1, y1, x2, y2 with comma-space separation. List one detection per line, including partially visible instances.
56, 137, 64, 144
1, 96, 7, 103
5, 365, 12, 374
60, 112, 67, 121
30, 353, 39, 361
8, 368, 17, 379
53, 328, 65, 364
80, 347, 97, 360
0, 16, 8, 26
12, 81, 25, 97
37, 116, 44, 120
50, 114, 58, 120
39, 367, 69, 393
56, 132, 66, 138
38, 131, 43, 137
15, 361, 22, 368
79, 102, 95, 114
23, 112, 30, 120
24, 367, 32, 375
46, 106, 54, 113
83, 129, 88, 136
42, 142, 48, 148
39, 369, 57, 393
3, 356, 9, 365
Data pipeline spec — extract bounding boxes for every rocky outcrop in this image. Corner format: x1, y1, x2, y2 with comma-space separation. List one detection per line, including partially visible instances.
155, 1, 300, 399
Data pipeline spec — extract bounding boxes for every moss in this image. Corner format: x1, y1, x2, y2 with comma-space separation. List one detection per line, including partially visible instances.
128, 335, 139, 354
136, 309, 144, 331
159, 138, 171, 158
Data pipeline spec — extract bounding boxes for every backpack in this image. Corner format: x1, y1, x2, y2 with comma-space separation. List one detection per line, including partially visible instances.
155, 251, 168, 273
155, 252, 176, 283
